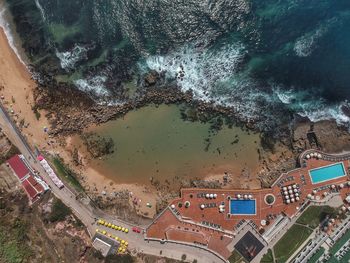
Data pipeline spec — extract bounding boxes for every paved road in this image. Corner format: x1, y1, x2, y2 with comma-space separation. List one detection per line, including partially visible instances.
0, 104, 225, 263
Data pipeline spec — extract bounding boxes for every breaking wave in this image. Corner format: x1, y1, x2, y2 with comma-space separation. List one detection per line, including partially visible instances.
56, 44, 89, 70
0, 2, 26, 65
74, 75, 108, 97
145, 43, 246, 102
274, 88, 350, 126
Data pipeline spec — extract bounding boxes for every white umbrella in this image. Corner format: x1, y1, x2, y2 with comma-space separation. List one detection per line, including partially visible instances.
214, 194, 217, 198
209, 194, 214, 199
339, 184, 344, 189
288, 186, 292, 190
200, 204, 205, 209
286, 199, 290, 204
291, 198, 295, 203
248, 194, 253, 199
244, 194, 248, 199
312, 190, 317, 195
293, 185, 297, 189
237, 194, 241, 199
294, 189, 298, 193
206, 194, 210, 198
296, 197, 300, 201
171, 204, 175, 209
289, 190, 293, 194
283, 187, 287, 191
306, 154, 310, 159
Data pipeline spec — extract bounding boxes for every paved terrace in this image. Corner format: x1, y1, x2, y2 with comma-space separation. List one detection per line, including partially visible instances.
145, 150, 350, 261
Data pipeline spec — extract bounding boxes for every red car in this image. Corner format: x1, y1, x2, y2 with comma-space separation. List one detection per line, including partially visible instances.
132, 227, 141, 233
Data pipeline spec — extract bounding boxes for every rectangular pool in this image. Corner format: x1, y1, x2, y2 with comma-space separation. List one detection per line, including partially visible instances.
230, 199, 256, 215
309, 163, 346, 184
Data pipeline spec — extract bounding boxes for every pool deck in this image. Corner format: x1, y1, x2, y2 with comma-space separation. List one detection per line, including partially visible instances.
145, 150, 350, 261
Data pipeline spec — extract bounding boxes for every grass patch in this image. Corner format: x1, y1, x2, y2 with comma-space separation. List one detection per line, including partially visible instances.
260, 249, 274, 263
0, 219, 33, 263
228, 250, 247, 263
273, 224, 312, 263
52, 157, 84, 192
49, 198, 72, 222
297, 205, 337, 229
329, 228, 350, 255
307, 247, 325, 263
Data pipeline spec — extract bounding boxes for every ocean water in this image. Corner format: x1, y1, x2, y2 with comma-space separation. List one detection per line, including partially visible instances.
4, 0, 350, 129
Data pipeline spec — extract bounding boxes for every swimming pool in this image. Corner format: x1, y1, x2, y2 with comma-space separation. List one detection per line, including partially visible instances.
309, 163, 346, 184
230, 199, 256, 215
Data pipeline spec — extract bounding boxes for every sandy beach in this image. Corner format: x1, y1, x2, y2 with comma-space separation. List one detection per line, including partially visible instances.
0, 26, 158, 217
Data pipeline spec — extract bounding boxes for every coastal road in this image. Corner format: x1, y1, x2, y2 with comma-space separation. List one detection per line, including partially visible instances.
0, 103, 225, 263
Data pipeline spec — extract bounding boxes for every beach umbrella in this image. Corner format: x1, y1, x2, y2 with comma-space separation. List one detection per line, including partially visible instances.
244, 194, 248, 199
323, 192, 328, 197
318, 154, 322, 158
291, 198, 295, 203
121, 227, 125, 232
339, 184, 344, 189
292, 184, 297, 189
102, 230, 107, 235
286, 200, 290, 204
295, 193, 299, 197
171, 204, 175, 209
200, 204, 205, 209
285, 195, 289, 199
310, 153, 314, 157
294, 189, 298, 193
107, 223, 112, 228
296, 197, 300, 201
237, 194, 241, 199
284, 191, 288, 195
288, 186, 292, 190
248, 194, 253, 199
125, 242, 128, 246
307, 194, 312, 199
342, 206, 347, 211
206, 194, 210, 199
306, 154, 310, 159
122, 248, 126, 253
209, 194, 214, 199
214, 194, 217, 198
125, 229, 129, 233
283, 187, 287, 191
95, 229, 99, 232
289, 190, 293, 194
331, 185, 336, 189
347, 182, 350, 186
260, 220, 266, 226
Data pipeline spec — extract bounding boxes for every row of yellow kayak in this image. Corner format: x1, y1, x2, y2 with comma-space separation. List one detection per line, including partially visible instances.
95, 228, 129, 254
97, 219, 129, 233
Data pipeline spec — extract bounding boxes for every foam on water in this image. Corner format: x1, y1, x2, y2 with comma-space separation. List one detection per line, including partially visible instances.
74, 75, 108, 97
34, 0, 46, 21
56, 44, 89, 70
145, 43, 245, 102
274, 87, 350, 127
0, 2, 26, 66
294, 18, 337, 57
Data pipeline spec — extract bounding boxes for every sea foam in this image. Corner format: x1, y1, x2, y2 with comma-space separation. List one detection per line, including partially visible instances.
0, 2, 26, 66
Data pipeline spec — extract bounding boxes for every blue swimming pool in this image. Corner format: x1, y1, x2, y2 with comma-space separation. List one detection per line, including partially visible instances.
309, 163, 346, 184
230, 199, 256, 215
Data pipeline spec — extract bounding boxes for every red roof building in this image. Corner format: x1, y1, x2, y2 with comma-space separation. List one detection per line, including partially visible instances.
7, 155, 30, 181
7, 155, 45, 203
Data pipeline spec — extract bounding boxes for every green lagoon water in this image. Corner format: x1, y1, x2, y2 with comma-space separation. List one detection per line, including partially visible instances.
85, 104, 260, 184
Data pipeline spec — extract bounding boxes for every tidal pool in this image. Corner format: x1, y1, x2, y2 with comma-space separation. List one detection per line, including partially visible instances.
82, 104, 261, 184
